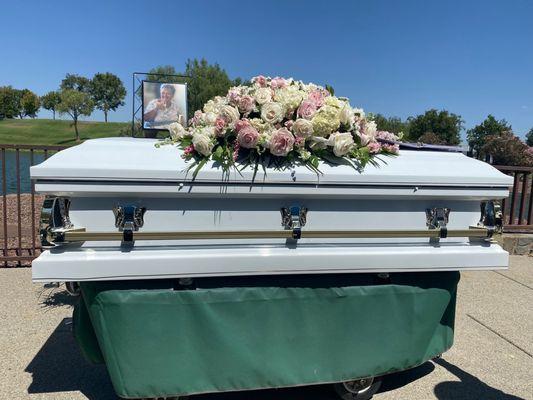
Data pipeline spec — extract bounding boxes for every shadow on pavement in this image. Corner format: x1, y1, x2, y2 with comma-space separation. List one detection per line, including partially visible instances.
28, 322, 486, 400
433, 358, 525, 400
25, 318, 118, 400
378, 361, 435, 393
37, 286, 78, 309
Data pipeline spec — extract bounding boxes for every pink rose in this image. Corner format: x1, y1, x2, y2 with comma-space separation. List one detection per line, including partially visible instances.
375, 130, 397, 141
382, 143, 400, 154
284, 120, 294, 130
215, 117, 226, 136
190, 110, 203, 126
297, 100, 317, 119
269, 128, 295, 156
252, 75, 267, 87
271, 77, 288, 89
226, 88, 241, 105
238, 95, 255, 114
367, 141, 381, 154
237, 126, 260, 149
181, 144, 195, 159
294, 136, 305, 148
307, 89, 328, 108
234, 119, 251, 133
358, 132, 371, 146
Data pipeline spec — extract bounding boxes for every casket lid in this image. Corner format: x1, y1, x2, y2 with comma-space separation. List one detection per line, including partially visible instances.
31, 138, 512, 189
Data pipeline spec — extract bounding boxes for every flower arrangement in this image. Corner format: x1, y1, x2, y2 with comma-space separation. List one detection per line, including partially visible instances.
160, 76, 400, 177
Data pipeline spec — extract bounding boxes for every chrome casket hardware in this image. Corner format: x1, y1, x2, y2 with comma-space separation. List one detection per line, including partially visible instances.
113, 205, 146, 246
426, 207, 450, 239
281, 206, 308, 240
40, 196, 75, 248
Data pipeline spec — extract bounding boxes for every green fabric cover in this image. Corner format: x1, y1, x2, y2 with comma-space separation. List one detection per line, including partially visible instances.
76, 272, 459, 399
73, 296, 104, 364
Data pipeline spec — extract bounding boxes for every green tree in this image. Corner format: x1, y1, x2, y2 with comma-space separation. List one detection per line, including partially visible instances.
13, 89, 27, 118
407, 109, 463, 145
20, 90, 40, 118
482, 131, 533, 167
57, 89, 94, 141
418, 132, 445, 145
184, 59, 240, 118
60, 73, 91, 93
467, 115, 512, 159
41, 91, 61, 120
90, 72, 126, 122
526, 127, 533, 147
0, 86, 21, 119
373, 114, 409, 135
146, 65, 183, 83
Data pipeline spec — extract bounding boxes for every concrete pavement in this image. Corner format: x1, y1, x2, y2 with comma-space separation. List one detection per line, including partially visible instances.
0, 256, 531, 400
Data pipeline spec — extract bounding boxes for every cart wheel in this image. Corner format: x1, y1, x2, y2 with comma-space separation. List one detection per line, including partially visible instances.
65, 281, 80, 296
334, 376, 382, 400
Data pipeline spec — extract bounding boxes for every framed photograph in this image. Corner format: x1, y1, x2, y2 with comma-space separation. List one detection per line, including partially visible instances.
142, 81, 187, 131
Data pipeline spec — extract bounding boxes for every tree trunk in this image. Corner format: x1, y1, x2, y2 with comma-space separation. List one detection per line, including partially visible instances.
52, 110, 55, 120
104, 110, 108, 123
74, 118, 80, 141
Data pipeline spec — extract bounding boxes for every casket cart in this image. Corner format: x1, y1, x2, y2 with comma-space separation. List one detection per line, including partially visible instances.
31, 138, 512, 400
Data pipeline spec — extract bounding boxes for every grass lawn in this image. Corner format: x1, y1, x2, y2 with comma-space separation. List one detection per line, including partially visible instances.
0, 118, 130, 146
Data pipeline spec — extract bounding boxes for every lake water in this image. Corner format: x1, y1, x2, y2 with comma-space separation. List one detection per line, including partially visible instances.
1, 150, 47, 194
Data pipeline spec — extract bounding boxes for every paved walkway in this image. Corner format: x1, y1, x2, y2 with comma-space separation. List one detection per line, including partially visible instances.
1, 257, 531, 400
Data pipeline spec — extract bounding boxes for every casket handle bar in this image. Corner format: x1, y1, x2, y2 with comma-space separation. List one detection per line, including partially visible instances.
39, 198, 496, 248
45, 227, 495, 247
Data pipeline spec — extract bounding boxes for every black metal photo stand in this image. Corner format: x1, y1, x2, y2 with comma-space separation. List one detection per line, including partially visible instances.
131, 72, 190, 138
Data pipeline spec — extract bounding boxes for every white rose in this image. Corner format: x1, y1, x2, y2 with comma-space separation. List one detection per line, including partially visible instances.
204, 112, 217, 125
353, 108, 365, 121
203, 100, 219, 114
254, 87, 272, 105
199, 126, 216, 138
339, 103, 354, 127
330, 132, 355, 157
292, 119, 314, 138
168, 122, 187, 140
364, 120, 377, 138
192, 133, 214, 156
261, 102, 285, 124
219, 105, 240, 126
308, 136, 329, 150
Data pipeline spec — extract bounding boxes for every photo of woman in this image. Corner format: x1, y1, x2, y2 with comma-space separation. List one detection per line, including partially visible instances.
142, 82, 187, 130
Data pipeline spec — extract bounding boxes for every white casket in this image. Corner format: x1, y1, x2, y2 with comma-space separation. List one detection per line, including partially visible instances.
30, 137, 513, 282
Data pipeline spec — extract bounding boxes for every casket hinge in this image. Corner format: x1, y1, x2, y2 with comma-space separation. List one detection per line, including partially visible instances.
113, 205, 146, 246
40, 196, 76, 248
426, 207, 450, 239
478, 201, 498, 238
281, 206, 308, 240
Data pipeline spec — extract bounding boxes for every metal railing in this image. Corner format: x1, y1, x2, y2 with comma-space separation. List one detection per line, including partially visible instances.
495, 165, 533, 232
1, 144, 531, 267
1, 144, 68, 266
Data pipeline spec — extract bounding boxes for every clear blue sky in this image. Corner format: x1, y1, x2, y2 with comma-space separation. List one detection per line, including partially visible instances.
1, 0, 532, 141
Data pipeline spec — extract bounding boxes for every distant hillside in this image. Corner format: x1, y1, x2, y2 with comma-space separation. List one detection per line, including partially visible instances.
0, 118, 130, 146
